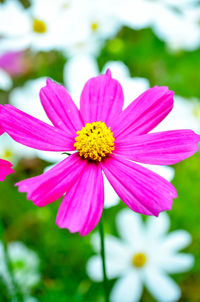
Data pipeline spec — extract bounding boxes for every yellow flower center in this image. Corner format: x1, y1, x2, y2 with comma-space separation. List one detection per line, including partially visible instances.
62, 1, 70, 9
2, 149, 12, 160
193, 104, 200, 119
91, 22, 99, 32
132, 253, 147, 268
33, 19, 47, 34
74, 121, 115, 162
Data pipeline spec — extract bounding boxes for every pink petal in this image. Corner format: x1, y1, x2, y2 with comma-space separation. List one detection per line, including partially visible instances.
80, 69, 124, 126
0, 126, 4, 135
101, 156, 177, 216
0, 104, 75, 151
0, 159, 14, 181
112, 86, 174, 138
40, 79, 83, 134
56, 163, 104, 236
115, 130, 200, 165
15, 153, 86, 206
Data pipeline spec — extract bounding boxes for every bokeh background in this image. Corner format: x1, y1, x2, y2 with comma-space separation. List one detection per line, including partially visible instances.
0, 0, 200, 301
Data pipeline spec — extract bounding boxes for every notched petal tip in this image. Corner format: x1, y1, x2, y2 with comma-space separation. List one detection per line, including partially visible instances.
105, 68, 112, 78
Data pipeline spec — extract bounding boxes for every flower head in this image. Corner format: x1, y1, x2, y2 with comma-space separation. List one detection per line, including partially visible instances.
87, 209, 194, 302
0, 70, 199, 235
0, 241, 40, 296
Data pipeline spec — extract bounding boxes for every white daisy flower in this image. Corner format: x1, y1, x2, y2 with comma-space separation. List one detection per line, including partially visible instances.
0, 241, 40, 296
0, 0, 72, 52
0, 0, 120, 54
57, 0, 121, 57
87, 209, 194, 302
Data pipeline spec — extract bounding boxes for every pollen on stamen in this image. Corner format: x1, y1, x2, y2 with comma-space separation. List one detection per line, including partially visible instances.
33, 19, 47, 34
132, 253, 147, 268
91, 22, 99, 32
74, 121, 115, 162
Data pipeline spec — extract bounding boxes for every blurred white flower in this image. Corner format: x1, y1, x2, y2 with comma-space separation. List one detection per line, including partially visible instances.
151, 3, 200, 51
0, 69, 12, 90
0, 133, 21, 165
0, 0, 73, 52
61, 0, 121, 57
87, 209, 194, 302
155, 96, 200, 134
106, 0, 200, 51
0, 0, 120, 54
0, 241, 40, 296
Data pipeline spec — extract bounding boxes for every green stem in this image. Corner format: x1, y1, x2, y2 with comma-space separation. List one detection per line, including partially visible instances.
99, 218, 109, 302
0, 221, 23, 302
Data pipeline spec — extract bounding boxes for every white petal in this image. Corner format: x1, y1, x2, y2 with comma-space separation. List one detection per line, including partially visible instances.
102, 61, 130, 80
141, 164, 175, 182
122, 77, 150, 109
110, 0, 153, 29
63, 54, 98, 107
86, 255, 127, 281
116, 209, 145, 248
145, 213, 170, 240
9, 77, 49, 123
102, 61, 150, 109
0, 69, 12, 90
36, 150, 65, 163
90, 233, 129, 259
110, 272, 143, 302
155, 96, 200, 134
144, 268, 181, 302
0, 0, 30, 37
103, 173, 120, 208
153, 5, 200, 51
160, 230, 192, 253
157, 253, 194, 274
0, 132, 35, 164
24, 296, 38, 302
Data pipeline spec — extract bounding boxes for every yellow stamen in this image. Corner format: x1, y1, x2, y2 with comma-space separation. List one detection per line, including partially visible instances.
74, 121, 115, 162
91, 22, 99, 32
33, 19, 47, 34
62, 2, 70, 9
132, 253, 147, 268
193, 105, 200, 119
3, 149, 12, 160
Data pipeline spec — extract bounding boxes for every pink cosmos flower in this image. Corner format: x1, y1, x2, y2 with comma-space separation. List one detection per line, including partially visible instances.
0, 70, 199, 235
0, 127, 14, 181
0, 51, 29, 76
